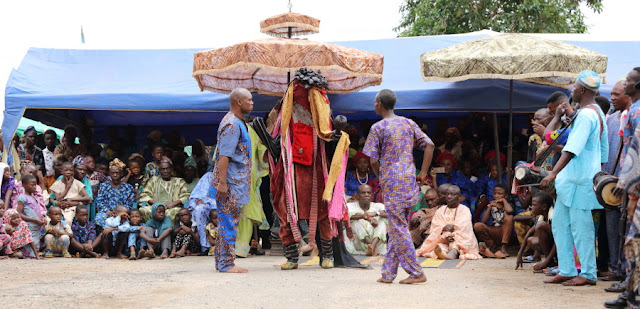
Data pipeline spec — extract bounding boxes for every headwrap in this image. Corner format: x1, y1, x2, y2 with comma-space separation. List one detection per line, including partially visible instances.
435, 152, 457, 169
576, 70, 602, 92
483, 150, 506, 168
148, 130, 162, 142
72, 155, 87, 167
109, 158, 126, 170
23, 126, 37, 136
144, 203, 173, 234
352, 151, 370, 166
4, 208, 20, 221
184, 156, 197, 168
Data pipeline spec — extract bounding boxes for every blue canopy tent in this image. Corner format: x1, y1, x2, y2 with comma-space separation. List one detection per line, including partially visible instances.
4, 32, 639, 147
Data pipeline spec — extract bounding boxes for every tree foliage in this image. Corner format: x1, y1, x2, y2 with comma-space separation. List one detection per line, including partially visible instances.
395, 0, 603, 37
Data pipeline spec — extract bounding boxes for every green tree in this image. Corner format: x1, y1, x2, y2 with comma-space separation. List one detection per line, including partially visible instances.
395, 0, 603, 36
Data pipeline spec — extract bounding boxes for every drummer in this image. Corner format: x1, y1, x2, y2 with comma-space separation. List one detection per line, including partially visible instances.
540, 70, 608, 287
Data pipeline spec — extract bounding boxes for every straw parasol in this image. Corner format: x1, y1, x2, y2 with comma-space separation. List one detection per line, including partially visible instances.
193, 9, 383, 96
420, 33, 608, 183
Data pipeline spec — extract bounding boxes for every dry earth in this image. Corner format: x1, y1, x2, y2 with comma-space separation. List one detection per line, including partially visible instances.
0, 254, 611, 308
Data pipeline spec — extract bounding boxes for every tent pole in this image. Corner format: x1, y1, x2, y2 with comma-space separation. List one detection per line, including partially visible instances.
493, 113, 503, 184
507, 80, 514, 187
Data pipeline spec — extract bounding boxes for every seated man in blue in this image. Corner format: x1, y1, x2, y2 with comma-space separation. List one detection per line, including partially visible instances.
188, 172, 217, 255
434, 153, 475, 207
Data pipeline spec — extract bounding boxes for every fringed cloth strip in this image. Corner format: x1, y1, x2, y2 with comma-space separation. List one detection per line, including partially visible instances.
308, 135, 319, 246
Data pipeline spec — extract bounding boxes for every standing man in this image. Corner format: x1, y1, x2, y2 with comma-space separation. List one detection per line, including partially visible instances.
210, 88, 253, 273
364, 89, 434, 284
602, 79, 633, 283
605, 68, 640, 308
541, 70, 608, 286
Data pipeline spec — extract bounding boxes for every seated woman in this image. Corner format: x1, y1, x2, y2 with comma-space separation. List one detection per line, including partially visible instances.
139, 157, 190, 223
188, 172, 217, 255
416, 185, 482, 260
93, 159, 135, 228
433, 153, 475, 207
344, 152, 376, 201
345, 184, 387, 256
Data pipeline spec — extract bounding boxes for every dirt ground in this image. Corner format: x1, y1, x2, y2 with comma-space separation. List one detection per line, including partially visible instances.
0, 253, 612, 308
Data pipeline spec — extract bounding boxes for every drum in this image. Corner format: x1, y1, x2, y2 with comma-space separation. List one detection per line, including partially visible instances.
515, 165, 549, 185
593, 171, 622, 210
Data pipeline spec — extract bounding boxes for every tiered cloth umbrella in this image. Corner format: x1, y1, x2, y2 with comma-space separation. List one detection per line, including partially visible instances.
193, 12, 383, 96
420, 33, 608, 182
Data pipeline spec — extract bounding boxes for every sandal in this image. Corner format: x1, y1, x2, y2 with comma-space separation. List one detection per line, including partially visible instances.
523, 255, 540, 263
280, 262, 298, 270
562, 275, 596, 286
605, 281, 627, 293
544, 274, 576, 284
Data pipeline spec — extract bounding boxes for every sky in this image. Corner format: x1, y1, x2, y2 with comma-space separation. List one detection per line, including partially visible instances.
0, 0, 638, 124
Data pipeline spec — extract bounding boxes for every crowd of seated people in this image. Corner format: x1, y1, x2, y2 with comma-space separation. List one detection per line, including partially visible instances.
0, 95, 618, 287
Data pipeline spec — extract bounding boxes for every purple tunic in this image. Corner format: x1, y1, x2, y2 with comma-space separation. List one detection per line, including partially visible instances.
363, 117, 431, 210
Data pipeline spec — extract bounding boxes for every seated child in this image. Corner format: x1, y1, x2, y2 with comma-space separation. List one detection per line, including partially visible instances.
43, 206, 73, 258
127, 209, 144, 260
170, 208, 200, 258
473, 184, 514, 259
140, 203, 173, 259
70, 205, 100, 258
101, 205, 131, 259
433, 224, 460, 260
0, 208, 13, 259
49, 162, 91, 226
3, 209, 39, 259
515, 192, 555, 272
205, 209, 218, 256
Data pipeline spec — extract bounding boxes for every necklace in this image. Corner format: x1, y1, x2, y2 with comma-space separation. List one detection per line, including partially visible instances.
356, 171, 368, 185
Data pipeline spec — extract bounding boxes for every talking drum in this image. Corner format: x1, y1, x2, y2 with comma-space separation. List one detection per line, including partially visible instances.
515, 165, 549, 185
593, 171, 622, 210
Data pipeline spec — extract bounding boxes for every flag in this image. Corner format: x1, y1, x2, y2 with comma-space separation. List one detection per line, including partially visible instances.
81, 26, 85, 44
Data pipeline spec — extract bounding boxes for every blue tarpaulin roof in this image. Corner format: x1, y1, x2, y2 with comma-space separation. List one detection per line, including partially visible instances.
4, 32, 639, 146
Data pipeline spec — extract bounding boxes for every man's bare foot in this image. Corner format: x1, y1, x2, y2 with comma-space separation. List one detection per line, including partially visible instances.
365, 244, 374, 256
176, 249, 186, 257
224, 266, 249, 273
169, 251, 177, 258
377, 277, 393, 284
137, 249, 146, 259
399, 274, 427, 284
434, 245, 448, 260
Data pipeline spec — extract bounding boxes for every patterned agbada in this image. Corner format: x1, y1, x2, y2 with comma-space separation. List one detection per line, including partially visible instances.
210, 112, 251, 272
618, 101, 640, 307
139, 176, 190, 223
235, 125, 269, 257
94, 182, 136, 227
363, 116, 429, 281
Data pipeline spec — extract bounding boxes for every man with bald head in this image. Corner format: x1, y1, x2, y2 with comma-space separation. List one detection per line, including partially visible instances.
209, 87, 253, 273
602, 80, 633, 283
346, 184, 388, 256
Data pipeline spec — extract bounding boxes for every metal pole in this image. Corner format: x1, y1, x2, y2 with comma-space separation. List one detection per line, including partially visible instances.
493, 113, 503, 184
507, 80, 514, 187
